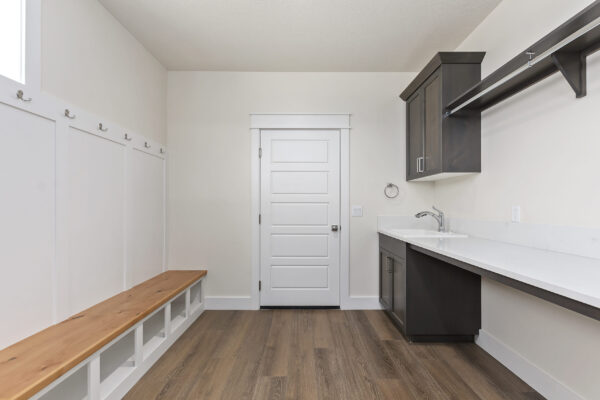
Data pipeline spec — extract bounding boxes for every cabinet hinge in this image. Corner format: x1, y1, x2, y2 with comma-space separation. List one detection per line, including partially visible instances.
259, 280, 262, 291
259, 214, 261, 224
259, 147, 262, 158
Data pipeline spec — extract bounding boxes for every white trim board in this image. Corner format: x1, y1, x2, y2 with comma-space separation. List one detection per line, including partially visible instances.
476, 330, 584, 400
344, 296, 383, 310
205, 296, 382, 311
250, 114, 352, 309
204, 296, 254, 310
250, 113, 350, 129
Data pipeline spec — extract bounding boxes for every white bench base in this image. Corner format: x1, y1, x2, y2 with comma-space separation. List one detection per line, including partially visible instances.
32, 277, 205, 400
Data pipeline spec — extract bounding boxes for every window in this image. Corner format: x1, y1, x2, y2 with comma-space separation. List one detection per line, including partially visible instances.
0, 0, 26, 83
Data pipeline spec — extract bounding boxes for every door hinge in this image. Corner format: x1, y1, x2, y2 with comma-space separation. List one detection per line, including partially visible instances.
259, 280, 262, 291
259, 214, 261, 224
259, 147, 262, 158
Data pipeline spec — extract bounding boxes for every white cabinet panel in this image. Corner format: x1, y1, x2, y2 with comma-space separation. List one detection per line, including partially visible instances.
0, 102, 55, 349
68, 127, 125, 314
127, 149, 164, 287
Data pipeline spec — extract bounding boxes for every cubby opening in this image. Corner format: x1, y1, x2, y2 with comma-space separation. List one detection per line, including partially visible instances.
190, 281, 202, 314
100, 331, 135, 400
39, 365, 88, 400
143, 308, 166, 360
170, 292, 187, 332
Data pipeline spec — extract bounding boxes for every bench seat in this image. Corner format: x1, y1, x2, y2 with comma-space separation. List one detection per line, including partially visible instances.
0, 270, 206, 400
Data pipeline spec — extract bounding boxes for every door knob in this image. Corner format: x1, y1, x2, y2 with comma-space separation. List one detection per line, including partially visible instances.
331, 225, 339, 232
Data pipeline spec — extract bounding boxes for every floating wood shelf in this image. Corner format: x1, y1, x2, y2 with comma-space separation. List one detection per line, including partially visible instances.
445, 0, 600, 116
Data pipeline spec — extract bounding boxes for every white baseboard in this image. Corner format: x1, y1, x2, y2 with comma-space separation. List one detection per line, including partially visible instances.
204, 296, 254, 310
204, 295, 382, 310
342, 296, 383, 310
476, 330, 583, 400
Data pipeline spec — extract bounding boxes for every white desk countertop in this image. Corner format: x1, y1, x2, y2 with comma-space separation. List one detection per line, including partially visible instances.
378, 228, 600, 309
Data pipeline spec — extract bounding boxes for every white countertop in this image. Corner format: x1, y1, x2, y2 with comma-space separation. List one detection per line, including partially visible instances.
379, 228, 600, 309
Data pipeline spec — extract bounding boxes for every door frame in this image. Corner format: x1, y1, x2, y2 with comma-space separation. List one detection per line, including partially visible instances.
250, 114, 350, 310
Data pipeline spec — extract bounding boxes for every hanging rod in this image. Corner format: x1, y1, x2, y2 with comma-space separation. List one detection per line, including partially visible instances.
445, 13, 600, 117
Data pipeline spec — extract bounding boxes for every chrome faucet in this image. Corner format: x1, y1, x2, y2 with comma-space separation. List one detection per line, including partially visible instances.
415, 206, 446, 232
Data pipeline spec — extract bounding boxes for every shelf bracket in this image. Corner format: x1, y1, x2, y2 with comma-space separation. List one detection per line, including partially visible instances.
551, 51, 587, 98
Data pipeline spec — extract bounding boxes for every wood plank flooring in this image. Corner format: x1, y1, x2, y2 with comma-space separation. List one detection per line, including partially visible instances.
124, 310, 544, 400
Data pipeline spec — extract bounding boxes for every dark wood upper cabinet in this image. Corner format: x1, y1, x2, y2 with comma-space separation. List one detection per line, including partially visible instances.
400, 52, 485, 181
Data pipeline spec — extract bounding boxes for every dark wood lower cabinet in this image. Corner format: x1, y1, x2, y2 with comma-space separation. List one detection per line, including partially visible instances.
378, 249, 393, 311
379, 233, 481, 342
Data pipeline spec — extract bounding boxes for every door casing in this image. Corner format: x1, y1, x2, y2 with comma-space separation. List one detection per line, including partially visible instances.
250, 114, 350, 310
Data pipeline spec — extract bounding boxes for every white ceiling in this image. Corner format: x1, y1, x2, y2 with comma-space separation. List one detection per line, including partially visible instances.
98, 0, 501, 72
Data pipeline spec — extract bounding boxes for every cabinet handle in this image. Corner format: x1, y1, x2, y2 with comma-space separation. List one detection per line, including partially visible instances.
417, 156, 425, 173
417, 157, 424, 173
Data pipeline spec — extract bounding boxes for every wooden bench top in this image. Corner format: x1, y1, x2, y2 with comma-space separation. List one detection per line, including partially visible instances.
0, 270, 206, 400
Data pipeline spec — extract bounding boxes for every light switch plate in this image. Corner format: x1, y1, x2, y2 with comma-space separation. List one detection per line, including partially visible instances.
511, 206, 521, 223
351, 205, 363, 217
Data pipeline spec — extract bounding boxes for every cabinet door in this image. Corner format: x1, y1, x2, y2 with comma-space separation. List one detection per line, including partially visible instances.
392, 256, 406, 328
406, 90, 423, 179
379, 249, 393, 310
423, 71, 442, 174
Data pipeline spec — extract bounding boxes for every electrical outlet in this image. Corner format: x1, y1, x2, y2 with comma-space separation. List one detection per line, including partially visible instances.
351, 205, 363, 217
511, 206, 521, 223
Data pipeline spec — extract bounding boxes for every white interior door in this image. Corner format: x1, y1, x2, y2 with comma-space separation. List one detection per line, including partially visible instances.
260, 130, 340, 306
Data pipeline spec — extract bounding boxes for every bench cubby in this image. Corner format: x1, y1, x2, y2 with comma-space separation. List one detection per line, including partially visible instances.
170, 292, 188, 332
142, 308, 166, 361
190, 280, 203, 314
100, 331, 136, 399
38, 366, 88, 400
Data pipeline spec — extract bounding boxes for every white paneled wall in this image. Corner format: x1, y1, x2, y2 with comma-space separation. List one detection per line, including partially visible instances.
0, 78, 166, 349
67, 127, 126, 314
0, 99, 56, 348
127, 148, 165, 287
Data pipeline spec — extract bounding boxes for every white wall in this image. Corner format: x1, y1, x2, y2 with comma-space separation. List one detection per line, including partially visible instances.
0, 0, 168, 350
166, 72, 435, 299
435, 0, 600, 398
41, 0, 167, 143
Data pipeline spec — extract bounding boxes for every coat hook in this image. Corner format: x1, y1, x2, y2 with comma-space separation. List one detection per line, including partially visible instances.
526, 51, 535, 67
124, 133, 132, 141
16, 90, 32, 102
64, 109, 76, 119
144, 142, 151, 149
98, 123, 108, 132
